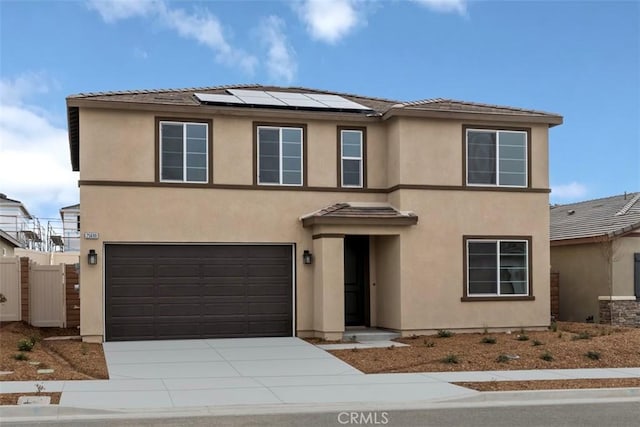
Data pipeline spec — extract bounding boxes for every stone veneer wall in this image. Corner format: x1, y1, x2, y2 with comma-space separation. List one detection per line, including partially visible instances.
599, 299, 640, 326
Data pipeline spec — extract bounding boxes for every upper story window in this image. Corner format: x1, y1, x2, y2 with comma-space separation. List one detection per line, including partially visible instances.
339, 128, 365, 188
465, 237, 531, 298
160, 121, 208, 183
257, 125, 303, 186
466, 127, 528, 187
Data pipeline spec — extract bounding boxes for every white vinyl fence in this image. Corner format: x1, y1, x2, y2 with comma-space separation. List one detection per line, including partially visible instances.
0, 256, 21, 321
29, 264, 65, 327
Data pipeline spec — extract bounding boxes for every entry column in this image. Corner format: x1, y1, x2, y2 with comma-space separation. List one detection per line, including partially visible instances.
312, 235, 344, 340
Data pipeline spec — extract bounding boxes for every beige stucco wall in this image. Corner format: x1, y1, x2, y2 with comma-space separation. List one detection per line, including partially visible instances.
77, 106, 554, 340
551, 235, 639, 323
551, 242, 610, 322
612, 235, 640, 296
14, 249, 80, 265
397, 190, 550, 331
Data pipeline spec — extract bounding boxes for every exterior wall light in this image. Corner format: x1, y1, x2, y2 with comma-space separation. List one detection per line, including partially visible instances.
88, 249, 98, 265
303, 250, 313, 265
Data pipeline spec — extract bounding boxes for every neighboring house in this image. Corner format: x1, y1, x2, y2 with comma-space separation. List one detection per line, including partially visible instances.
550, 193, 640, 326
66, 84, 562, 343
0, 193, 36, 249
60, 203, 80, 252
0, 229, 21, 256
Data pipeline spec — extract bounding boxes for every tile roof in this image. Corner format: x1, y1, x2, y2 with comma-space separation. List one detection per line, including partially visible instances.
66, 84, 561, 121
301, 202, 418, 227
396, 98, 560, 118
550, 192, 640, 242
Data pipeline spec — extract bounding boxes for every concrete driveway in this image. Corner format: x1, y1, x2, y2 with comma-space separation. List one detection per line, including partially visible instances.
52, 337, 475, 409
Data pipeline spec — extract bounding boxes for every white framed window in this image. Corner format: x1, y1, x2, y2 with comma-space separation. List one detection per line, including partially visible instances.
257, 126, 303, 186
340, 129, 363, 187
160, 121, 208, 183
466, 238, 530, 297
466, 128, 528, 187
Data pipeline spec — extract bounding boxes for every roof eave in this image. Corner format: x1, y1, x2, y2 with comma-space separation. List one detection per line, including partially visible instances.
382, 107, 564, 126
301, 216, 418, 227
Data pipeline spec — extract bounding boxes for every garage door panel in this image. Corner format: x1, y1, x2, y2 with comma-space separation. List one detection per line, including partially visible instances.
109, 264, 155, 278
109, 284, 154, 297
105, 244, 293, 341
110, 306, 154, 318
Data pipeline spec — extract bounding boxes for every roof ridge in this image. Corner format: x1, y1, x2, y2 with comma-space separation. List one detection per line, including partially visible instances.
67, 83, 263, 99
553, 192, 638, 209
67, 84, 403, 104
615, 193, 640, 216
399, 98, 560, 116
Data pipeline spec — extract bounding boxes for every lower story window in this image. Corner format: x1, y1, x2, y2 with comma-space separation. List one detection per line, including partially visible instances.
466, 238, 529, 297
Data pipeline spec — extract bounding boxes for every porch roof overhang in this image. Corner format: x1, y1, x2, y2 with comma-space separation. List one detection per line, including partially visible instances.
300, 202, 418, 228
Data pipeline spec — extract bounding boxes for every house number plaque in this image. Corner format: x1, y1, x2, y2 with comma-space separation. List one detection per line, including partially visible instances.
84, 232, 99, 240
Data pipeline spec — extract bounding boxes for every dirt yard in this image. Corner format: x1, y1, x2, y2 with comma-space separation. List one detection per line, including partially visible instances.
0, 322, 108, 382
329, 322, 640, 390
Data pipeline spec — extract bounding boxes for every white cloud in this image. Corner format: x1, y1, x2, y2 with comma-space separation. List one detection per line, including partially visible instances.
88, 0, 257, 73
0, 74, 78, 219
411, 0, 468, 15
161, 7, 257, 73
295, 0, 361, 44
259, 16, 297, 83
551, 182, 588, 200
86, 0, 161, 23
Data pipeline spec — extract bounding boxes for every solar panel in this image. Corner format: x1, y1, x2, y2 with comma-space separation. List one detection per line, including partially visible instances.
237, 96, 287, 106
227, 89, 274, 98
305, 94, 370, 110
195, 89, 373, 112
194, 93, 244, 104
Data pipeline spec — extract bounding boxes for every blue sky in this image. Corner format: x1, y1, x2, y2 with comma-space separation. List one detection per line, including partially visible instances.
1, 0, 638, 221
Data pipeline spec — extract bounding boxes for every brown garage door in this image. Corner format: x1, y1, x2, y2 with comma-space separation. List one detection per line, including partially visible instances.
105, 244, 293, 341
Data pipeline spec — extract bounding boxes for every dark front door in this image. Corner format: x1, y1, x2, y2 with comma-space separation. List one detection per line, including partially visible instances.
104, 244, 293, 341
344, 236, 369, 326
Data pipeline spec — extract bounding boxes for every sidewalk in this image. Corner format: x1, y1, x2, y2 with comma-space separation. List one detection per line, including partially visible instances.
1, 368, 639, 410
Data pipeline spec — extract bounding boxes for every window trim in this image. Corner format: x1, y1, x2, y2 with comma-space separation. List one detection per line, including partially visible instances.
462, 235, 534, 301
337, 126, 367, 188
462, 125, 531, 189
155, 117, 213, 185
253, 122, 307, 187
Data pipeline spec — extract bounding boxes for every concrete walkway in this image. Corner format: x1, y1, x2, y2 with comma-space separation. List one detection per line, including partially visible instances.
0, 337, 638, 411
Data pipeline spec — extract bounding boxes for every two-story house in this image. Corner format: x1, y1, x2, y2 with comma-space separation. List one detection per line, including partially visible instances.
66, 85, 562, 342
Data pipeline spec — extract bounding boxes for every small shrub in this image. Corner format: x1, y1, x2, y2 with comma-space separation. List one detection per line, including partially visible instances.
437, 329, 454, 338
495, 354, 510, 363
532, 339, 543, 346
29, 334, 41, 344
550, 321, 558, 332
585, 351, 601, 360
516, 334, 529, 341
17, 338, 35, 352
351, 347, 359, 352
13, 352, 29, 361
441, 354, 459, 364
540, 351, 554, 362
481, 336, 497, 344
423, 340, 435, 348
387, 345, 395, 350
572, 332, 591, 341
